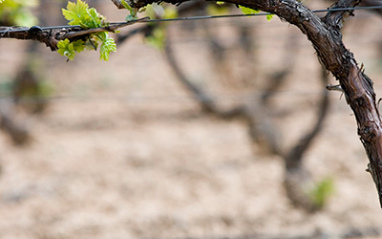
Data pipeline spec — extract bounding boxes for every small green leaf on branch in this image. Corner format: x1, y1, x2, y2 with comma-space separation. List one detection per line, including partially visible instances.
62, 0, 105, 28
98, 32, 117, 61
57, 39, 85, 61
120, 0, 138, 20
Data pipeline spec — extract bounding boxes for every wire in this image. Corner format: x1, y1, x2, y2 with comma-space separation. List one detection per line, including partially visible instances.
2, 4, 382, 33
6, 83, 382, 103
141, 5, 382, 23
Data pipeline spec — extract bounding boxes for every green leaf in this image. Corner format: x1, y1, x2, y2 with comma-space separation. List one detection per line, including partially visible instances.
87, 8, 102, 28
62, 0, 89, 26
99, 36, 117, 61
141, 4, 158, 20
142, 4, 178, 21
145, 27, 166, 50
72, 39, 86, 53
121, 0, 138, 20
266, 14, 274, 21
57, 39, 86, 61
239, 5, 260, 15
308, 177, 335, 208
57, 39, 76, 61
164, 6, 178, 19
62, 0, 103, 28
120, 0, 133, 12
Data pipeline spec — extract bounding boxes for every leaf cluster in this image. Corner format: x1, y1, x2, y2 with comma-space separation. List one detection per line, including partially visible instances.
58, 0, 117, 61
62, 0, 104, 29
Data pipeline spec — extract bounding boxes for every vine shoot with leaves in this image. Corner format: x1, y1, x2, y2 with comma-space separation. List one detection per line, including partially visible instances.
58, 0, 117, 61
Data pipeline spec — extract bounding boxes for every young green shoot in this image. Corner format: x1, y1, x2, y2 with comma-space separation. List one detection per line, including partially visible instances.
58, 0, 116, 61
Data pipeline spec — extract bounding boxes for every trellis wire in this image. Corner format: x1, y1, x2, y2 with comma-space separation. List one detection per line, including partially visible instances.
143, 5, 382, 23
1, 4, 382, 32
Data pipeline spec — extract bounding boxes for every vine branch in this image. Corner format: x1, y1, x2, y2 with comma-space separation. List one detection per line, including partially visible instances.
0, 17, 149, 50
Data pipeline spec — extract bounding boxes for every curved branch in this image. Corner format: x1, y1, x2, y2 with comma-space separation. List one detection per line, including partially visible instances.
164, 39, 245, 119
283, 68, 330, 211
164, 36, 283, 154
285, 68, 330, 170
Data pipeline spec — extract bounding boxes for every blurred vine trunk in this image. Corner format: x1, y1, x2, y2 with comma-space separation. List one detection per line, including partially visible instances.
161, 6, 331, 211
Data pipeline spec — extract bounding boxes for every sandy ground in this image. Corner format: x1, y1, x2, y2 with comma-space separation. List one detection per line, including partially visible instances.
1, 1, 382, 239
